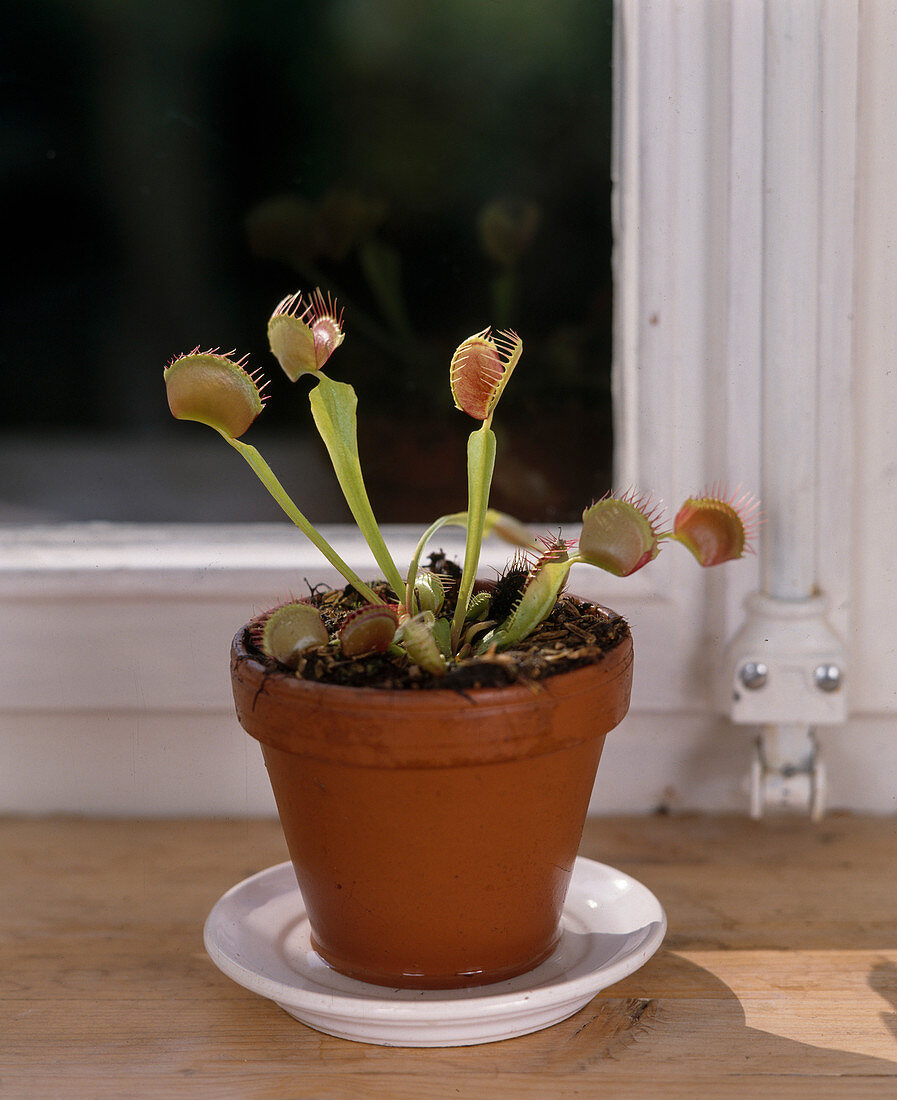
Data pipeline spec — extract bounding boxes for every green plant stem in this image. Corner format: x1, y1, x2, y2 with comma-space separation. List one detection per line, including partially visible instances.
405, 511, 467, 615
309, 375, 406, 602
220, 433, 382, 605
476, 554, 590, 654
404, 508, 533, 616
450, 425, 497, 651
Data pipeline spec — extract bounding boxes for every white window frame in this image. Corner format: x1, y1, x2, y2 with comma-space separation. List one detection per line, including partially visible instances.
5, 0, 895, 815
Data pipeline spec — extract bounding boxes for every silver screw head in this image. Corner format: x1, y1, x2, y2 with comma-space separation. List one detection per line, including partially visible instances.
814, 664, 842, 692
740, 661, 768, 690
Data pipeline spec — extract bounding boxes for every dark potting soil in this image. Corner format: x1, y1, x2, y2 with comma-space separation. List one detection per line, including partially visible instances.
243, 577, 631, 692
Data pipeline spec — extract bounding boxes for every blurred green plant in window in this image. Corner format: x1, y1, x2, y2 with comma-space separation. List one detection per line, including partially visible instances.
237, 0, 615, 522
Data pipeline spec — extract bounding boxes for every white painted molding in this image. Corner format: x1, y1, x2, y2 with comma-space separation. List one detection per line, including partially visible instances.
761, 0, 824, 600
816, 0, 858, 642
851, 0, 897, 714
613, 0, 757, 696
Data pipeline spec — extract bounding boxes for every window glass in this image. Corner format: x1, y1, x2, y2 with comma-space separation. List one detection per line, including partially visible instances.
1, 0, 613, 523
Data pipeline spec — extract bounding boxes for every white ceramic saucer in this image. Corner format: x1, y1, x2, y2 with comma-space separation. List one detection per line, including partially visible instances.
203, 856, 666, 1047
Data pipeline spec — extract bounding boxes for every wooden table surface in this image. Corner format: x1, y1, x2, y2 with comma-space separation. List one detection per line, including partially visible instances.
3, 813, 896, 1097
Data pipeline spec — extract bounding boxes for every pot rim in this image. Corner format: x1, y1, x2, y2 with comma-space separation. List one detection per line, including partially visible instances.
231, 625, 633, 712
230, 605, 634, 768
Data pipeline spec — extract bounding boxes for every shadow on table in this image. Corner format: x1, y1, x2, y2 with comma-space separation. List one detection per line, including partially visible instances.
869, 957, 897, 1045
535, 949, 897, 1076
432, 948, 897, 1077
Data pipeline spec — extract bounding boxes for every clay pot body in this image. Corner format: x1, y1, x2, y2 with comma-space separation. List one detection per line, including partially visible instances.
230, 622, 633, 989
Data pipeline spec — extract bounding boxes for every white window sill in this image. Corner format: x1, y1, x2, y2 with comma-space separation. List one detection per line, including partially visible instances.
0, 523, 889, 817
0, 521, 668, 712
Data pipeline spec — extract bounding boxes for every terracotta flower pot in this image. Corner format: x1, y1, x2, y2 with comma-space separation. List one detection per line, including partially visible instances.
230, 616, 633, 990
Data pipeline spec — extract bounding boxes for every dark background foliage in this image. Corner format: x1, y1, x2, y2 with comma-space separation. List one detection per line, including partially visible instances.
0, 0, 613, 522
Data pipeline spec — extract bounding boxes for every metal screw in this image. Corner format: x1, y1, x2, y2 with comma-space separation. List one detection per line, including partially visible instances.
814, 664, 842, 692
740, 662, 768, 690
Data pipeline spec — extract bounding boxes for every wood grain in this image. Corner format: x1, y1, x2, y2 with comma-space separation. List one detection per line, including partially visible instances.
2, 814, 896, 1097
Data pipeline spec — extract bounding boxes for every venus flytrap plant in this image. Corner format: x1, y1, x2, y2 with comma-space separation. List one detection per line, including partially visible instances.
579, 491, 663, 576
165, 288, 757, 679
399, 613, 449, 675
267, 291, 407, 603
267, 289, 345, 380
479, 542, 575, 653
338, 605, 400, 658
448, 327, 523, 650
671, 487, 760, 567
403, 507, 538, 618
164, 348, 382, 606
255, 601, 330, 669
477, 491, 757, 654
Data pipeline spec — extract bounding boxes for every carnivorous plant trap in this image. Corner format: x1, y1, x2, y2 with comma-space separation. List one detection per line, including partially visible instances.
164, 290, 757, 682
